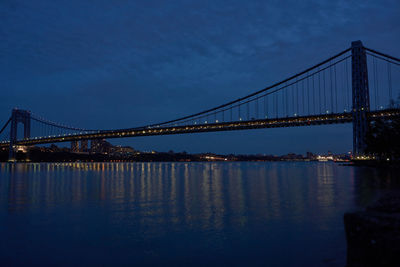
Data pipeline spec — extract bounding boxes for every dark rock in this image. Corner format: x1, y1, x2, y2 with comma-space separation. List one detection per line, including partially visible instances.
344, 193, 400, 267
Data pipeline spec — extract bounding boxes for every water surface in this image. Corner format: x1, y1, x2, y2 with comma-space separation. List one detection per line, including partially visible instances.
0, 162, 397, 266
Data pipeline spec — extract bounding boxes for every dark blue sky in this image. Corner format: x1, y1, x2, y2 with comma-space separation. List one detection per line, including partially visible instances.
1, 0, 399, 154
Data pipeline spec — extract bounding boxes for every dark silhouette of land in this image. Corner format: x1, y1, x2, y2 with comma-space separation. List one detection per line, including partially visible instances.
0, 142, 349, 163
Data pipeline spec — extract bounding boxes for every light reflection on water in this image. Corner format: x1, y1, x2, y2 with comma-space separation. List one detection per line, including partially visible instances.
0, 162, 398, 266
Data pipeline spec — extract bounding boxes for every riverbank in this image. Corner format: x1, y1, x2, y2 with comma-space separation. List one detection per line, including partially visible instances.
0, 148, 345, 163
347, 159, 400, 168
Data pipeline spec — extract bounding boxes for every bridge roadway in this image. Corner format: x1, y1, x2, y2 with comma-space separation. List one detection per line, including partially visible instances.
1, 109, 399, 148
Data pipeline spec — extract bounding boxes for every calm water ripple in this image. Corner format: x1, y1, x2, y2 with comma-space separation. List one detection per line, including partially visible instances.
0, 162, 398, 266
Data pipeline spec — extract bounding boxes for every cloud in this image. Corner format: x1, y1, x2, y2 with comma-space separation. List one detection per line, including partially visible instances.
1, 0, 399, 153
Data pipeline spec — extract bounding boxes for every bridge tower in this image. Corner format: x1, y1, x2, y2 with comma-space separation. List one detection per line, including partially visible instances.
351, 41, 370, 157
9, 108, 31, 161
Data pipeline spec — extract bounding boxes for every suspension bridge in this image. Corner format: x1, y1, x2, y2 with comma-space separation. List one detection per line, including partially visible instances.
1, 41, 399, 161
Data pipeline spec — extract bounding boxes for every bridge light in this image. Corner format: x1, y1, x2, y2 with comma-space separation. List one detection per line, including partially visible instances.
239, 117, 242, 121
215, 120, 219, 123
326, 110, 329, 114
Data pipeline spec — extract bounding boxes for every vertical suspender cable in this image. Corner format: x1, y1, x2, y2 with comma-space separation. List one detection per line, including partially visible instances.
296, 78, 299, 115
323, 69, 326, 112
330, 63, 333, 113
388, 62, 392, 105
319, 67, 321, 114
285, 83, 288, 117
346, 57, 350, 111
281, 89, 284, 118
302, 79, 305, 115
312, 74, 315, 114
373, 57, 377, 109
247, 102, 250, 120
255, 98, 258, 119
292, 84, 295, 116
264, 95, 267, 118
307, 76, 310, 115
342, 60, 346, 112
334, 64, 338, 113
375, 58, 380, 108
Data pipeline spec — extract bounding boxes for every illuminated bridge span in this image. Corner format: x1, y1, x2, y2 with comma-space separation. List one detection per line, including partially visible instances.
1, 41, 399, 161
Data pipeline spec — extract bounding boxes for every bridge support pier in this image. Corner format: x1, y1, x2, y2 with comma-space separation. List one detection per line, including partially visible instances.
352, 41, 370, 157
80, 140, 88, 152
71, 140, 79, 152
8, 109, 31, 162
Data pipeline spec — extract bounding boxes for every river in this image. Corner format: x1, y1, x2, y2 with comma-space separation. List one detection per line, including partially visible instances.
0, 162, 397, 266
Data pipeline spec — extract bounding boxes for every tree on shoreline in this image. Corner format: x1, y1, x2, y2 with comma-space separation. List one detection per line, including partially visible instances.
365, 96, 400, 160
365, 117, 400, 160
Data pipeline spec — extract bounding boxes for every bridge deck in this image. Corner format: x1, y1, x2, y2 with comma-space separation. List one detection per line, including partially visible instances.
1, 109, 399, 147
